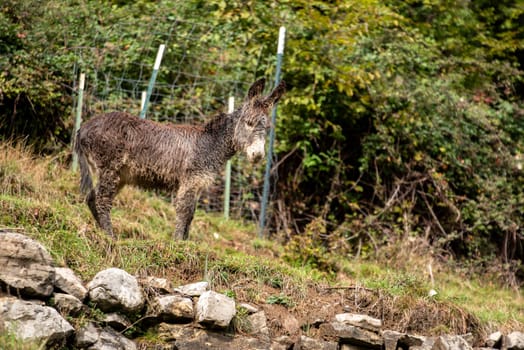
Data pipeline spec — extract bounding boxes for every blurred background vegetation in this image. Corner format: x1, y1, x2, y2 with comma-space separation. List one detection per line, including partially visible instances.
1, 0, 523, 284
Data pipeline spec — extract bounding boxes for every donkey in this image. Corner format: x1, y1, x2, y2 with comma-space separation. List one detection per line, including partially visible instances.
74, 78, 285, 240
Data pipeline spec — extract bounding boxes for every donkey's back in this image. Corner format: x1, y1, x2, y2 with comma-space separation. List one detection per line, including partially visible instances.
76, 112, 199, 191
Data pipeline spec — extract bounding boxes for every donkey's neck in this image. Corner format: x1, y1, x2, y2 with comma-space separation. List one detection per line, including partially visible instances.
200, 113, 237, 166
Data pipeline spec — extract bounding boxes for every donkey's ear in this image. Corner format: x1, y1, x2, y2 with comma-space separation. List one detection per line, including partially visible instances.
247, 78, 266, 99
265, 80, 286, 104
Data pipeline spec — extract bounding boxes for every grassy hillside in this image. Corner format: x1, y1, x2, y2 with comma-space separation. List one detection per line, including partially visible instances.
1, 141, 523, 343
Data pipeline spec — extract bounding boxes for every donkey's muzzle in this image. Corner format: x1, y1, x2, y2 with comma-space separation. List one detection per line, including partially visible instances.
246, 138, 266, 162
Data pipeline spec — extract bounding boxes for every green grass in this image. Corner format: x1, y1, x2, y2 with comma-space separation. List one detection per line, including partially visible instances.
0, 141, 523, 338
0, 333, 44, 350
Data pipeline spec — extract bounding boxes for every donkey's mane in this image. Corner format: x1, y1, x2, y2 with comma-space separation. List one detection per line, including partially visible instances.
203, 112, 231, 134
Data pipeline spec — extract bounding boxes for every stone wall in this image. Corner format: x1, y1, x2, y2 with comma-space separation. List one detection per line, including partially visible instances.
0, 231, 523, 350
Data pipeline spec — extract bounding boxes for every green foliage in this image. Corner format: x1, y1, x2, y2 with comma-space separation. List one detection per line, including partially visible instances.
282, 218, 339, 275
0, 332, 43, 350
266, 293, 294, 308
231, 305, 252, 333
1, 0, 523, 279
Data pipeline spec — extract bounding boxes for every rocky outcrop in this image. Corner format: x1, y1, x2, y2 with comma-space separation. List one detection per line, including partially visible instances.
1, 231, 523, 350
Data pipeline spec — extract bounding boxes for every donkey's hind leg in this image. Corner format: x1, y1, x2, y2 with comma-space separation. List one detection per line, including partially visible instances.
86, 189, 100, 226
173, 185, 199, 240
94, 169, 121, 238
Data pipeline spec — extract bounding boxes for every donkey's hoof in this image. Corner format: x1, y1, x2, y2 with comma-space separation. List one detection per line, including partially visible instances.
173, 232, 188, 240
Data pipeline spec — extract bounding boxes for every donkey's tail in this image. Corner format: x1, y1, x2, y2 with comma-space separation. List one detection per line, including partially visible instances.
74, 131, 93, 195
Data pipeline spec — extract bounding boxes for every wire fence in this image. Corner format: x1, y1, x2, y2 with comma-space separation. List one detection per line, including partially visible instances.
71, 17, 276, 223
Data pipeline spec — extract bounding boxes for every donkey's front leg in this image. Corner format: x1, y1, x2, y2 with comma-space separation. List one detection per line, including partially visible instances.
173, 186, 198, 240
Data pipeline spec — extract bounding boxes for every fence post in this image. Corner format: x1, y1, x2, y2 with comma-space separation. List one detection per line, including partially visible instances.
139, 44, 165, 119
259, 26, 286, 238
140, 90, 147, 112
224, 96, 235, 219
72, 72, 85, 172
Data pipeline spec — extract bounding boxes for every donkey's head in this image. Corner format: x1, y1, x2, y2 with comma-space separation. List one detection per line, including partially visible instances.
235, 78, 286, 162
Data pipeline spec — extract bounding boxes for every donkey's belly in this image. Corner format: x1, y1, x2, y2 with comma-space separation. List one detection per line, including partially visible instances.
120, 166, 179, 192
134, 176, 178, 192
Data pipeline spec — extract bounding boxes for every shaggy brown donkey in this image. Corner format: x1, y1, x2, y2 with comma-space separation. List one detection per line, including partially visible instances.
75, 78, 285, 239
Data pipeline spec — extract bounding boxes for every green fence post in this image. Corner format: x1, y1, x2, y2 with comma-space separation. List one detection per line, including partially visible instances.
72, 72, 85, 172
224, 96, 235, 219
140, 44, 165, 119
259, 26, 286, 238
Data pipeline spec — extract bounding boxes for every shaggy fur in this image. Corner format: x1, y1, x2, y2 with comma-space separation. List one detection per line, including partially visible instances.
75, 78, 285, 239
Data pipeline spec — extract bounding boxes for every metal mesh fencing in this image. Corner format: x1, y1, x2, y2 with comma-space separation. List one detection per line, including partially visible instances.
71, 17, 274, 223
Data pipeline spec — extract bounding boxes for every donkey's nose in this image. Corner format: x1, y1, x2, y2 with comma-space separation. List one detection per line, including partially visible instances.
246, 138, 266, 162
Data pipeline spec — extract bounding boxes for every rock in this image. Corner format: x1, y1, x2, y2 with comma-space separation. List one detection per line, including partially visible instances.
75, 322, 100, 348
54, 267, 88, 301
0, 297, 74, 347
432, 335, 472, 350
147, 294, 194, 323
461, 333, 474, 347
264, 304, 300, 337
248, 311, 269, 335
270, 335, 296, 350
505, 332, 524, 350
175, 281, 209, 297
53, 292, 84, 316
319, 321, 383, 348
335, 313, 382, 332
401, 334, 429, 348
140, 276, 173, 295
158, 323, 270, 349
0, 232, 55, 298
486, 331, 502, 348
196, 290, 236, 328
157, 323, 193, 342
383, 331, 428, 350
103, 313, 131, 332
300, 335, 337, 350
383, 330, 403, 350
177, 329, 268, 350
340, 345, 371, 350
239, 302, 259, 314
87, 268, 144, 314
76, 322, 137, 350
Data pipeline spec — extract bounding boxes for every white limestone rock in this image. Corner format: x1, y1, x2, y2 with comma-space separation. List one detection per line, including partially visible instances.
53, 292, 84, 316
175, 281, 209, 297
54, 267, 88, 301
0, 297, 74, 347
0, 232, 55, 298
147, 294, 194, 322
87, 268, 144, 314
196, 290, 236, 328
335, 312, 382, 332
